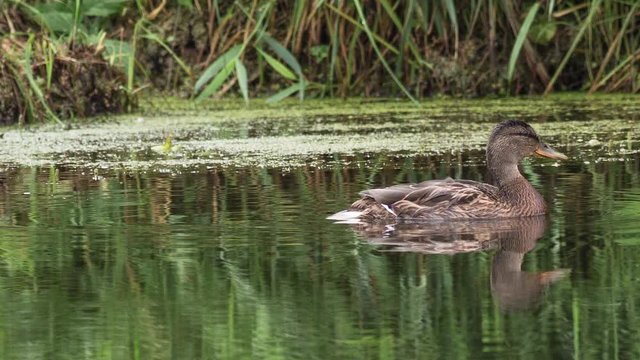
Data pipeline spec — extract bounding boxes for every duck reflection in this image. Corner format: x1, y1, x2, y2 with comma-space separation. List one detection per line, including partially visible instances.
347, 216, 568, 311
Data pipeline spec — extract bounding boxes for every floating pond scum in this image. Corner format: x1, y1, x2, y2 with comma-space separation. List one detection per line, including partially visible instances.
0, 95, 638, 170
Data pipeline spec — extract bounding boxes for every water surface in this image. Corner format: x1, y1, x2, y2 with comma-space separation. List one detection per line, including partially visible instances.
0, 96, 639, 359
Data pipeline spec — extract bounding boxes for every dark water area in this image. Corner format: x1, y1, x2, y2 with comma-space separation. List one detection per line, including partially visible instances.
0, 96, 639, 359
1, 147, 640, 359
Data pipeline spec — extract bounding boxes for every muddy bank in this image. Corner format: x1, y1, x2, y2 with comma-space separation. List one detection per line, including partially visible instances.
0, 38, 133, 124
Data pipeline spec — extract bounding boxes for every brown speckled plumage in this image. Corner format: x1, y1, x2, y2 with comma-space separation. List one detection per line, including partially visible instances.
330, 120, 567, 222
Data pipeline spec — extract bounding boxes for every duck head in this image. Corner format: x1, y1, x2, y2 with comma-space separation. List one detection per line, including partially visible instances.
486, 120, 567, 185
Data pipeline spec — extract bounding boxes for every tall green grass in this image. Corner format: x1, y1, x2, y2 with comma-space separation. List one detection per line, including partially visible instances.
122, 0, 635, 101
187, 0, 640, 98
1, 0, 639, 121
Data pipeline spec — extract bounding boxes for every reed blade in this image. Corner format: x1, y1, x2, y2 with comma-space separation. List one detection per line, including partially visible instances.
507, 2, 540, 84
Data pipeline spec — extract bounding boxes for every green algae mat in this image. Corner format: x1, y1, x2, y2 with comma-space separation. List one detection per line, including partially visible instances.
1, 95, 638, 169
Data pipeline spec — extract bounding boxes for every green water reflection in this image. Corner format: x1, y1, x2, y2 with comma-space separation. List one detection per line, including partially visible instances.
0, 151, 639, 359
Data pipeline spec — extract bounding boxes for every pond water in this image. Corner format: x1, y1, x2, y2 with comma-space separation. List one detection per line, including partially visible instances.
0, 96, 639, 359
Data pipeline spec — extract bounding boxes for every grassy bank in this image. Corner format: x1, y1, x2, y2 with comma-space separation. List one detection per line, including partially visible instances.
0, 0, 639, 123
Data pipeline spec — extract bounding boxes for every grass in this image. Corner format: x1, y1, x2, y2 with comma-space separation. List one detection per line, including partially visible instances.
0, 0, 639, 123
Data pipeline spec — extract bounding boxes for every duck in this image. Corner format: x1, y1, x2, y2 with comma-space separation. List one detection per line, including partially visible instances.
328, 120, 567, 222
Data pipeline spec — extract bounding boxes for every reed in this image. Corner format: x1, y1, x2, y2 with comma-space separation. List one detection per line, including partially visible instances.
0, 0, 639, 122
182, 0, 640, 98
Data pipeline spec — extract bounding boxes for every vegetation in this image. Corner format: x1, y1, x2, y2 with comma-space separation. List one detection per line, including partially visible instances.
0, 0, 639, 123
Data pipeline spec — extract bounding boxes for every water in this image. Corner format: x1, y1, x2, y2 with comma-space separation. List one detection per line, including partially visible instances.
0, 97, 639, 359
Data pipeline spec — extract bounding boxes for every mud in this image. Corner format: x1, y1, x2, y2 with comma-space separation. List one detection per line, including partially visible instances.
0, 34, 133, 124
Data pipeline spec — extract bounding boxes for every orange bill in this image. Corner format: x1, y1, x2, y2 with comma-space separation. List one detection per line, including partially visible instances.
534, 142, 568, 160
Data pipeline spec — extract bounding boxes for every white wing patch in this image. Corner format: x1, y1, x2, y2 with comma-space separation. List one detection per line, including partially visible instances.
327, 210, 363, 221
381, 204, 397, 216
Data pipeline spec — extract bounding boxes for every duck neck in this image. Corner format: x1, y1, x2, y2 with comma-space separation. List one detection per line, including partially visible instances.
488, 159, 522, 188
487, 154, 546, 214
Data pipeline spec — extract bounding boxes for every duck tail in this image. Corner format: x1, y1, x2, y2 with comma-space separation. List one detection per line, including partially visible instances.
326, 210, 363, 223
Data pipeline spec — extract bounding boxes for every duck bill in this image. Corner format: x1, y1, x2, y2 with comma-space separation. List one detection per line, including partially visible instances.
535, 143, 568, 160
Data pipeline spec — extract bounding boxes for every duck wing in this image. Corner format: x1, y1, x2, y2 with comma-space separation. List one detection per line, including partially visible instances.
407, 179, 499, 207
361, 178, 498, 206
354, 178, 501, 220
359, 183, 421, 205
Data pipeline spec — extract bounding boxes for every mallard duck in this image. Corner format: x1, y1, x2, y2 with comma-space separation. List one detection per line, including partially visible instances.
328, 120, 567, 222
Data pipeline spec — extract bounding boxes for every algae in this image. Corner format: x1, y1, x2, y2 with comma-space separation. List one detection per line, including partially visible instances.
0, 94, 638, 171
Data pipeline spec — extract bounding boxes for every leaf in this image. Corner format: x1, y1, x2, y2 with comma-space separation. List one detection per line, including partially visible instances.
22, 34, 63, 124
266, 83, 306, 103
101, 39, 132, 68
162, 135, 173, 153
195, 45, 242, 92
177, 0, 193, 9
256, 48, 296, 80
507, 2, 540, 83
196, 61, 235, 101
443, 0, 459, 36
258, 35, 306, 100
297, 78, 305, 101
352, 0, 418, 105
310, 45, 329, 63
32, 5, 74, 33
529, 19, 557, 45
235, 59, 249, 104
83, 0, 127, 17
379, 0, 402, 29
141, 29, 191, 76
544, 0, 602, 94
20, 3, 70, 33
44, 12, 75, 33
589, 1, 639, 93
261, 34, 303, 77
